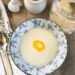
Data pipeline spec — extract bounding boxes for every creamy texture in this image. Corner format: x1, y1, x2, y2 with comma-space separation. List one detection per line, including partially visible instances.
20, 28, 58, 67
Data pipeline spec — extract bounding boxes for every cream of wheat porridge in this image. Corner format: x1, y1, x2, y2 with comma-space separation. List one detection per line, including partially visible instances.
20, 28, 58, 67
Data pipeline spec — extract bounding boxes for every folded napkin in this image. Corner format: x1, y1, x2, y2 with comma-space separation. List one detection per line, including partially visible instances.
0, 0, 26, 75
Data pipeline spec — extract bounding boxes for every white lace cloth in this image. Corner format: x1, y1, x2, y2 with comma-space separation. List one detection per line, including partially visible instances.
0, 0, 26, 75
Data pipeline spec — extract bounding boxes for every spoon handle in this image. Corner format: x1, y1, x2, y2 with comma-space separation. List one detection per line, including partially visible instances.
1, 50, 13, 75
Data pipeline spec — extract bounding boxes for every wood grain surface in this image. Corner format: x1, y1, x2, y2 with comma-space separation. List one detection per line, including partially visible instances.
3, 0, 75, 75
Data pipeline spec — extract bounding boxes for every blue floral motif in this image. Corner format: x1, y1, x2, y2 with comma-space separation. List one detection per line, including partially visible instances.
24, 30, 28, 33
32, 19, 41, 28
54, 60, 58, 68
20, 24, 27, 29
12, 52, 20, 58
41, 23, 46, 28
21, 64, 26, 71
14, 33, 20, 38
16, 63, 21, 69
11, 40, 17, 44
60, 55, 65, 59
47, 24, 52, 29
10, 41, 16, 48
58, 41, 65, 46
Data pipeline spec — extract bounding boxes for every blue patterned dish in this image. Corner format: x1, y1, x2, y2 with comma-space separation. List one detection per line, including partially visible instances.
10, 18, 67, 75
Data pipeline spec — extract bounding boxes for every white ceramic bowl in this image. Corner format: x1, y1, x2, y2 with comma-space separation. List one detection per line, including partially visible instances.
24, 0, 47, 14
10, 18, 67, 75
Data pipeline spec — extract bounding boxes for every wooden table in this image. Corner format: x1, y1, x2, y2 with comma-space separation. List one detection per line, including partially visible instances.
3, 0, 75, 75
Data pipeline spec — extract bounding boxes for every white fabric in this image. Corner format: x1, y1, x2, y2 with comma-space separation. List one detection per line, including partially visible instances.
0, 56, 26, 75
0, 0, 26, 75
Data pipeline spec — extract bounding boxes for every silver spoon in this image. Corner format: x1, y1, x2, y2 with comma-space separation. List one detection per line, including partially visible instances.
0, 32, 13, 75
